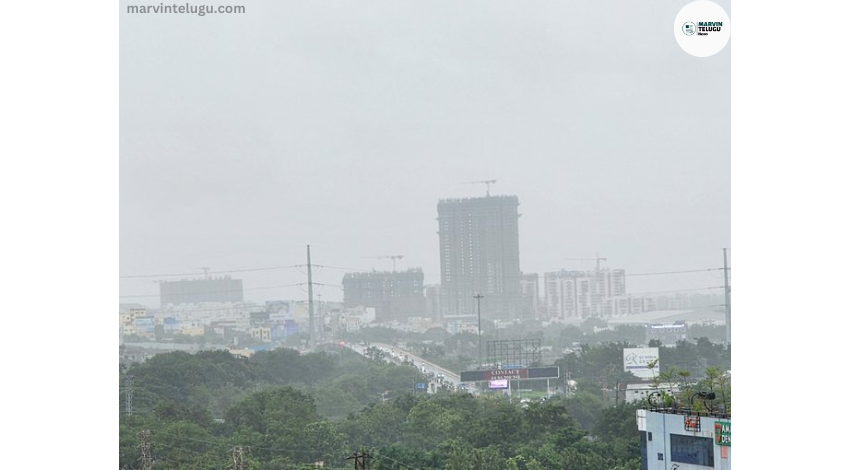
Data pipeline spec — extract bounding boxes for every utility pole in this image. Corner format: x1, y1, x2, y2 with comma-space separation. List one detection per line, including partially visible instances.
474, 293, 484, 369
231, 446, 246, 470
723, 248, 731, 344
347, 450, 372, 470
317, 292, 324, 344
307, 245, 315, 351
137, 430, 153, 470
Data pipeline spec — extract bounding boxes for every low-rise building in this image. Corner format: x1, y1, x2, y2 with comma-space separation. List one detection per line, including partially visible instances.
647, 321, 688, 345
637, 408, 731, 469
249, 326, 272, 342
623, 382, 680, 403
119, 305, 146, 336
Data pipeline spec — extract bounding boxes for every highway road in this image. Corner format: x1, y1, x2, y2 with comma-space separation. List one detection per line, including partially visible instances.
342, 341, 479, 394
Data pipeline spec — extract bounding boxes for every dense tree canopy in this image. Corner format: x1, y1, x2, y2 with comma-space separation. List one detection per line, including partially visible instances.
120, 338, 729, 469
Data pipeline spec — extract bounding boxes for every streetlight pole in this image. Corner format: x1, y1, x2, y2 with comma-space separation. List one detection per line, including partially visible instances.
474, 293, 484, 369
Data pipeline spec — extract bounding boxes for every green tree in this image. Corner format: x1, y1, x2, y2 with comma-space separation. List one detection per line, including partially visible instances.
562, 391, 604, 431
593, 402, 640, 441
224, 387, 320, 463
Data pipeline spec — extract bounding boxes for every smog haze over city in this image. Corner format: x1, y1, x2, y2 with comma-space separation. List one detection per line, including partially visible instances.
10, 1, 850, 469
120, 0, 730, 306
115, 2, 740, 469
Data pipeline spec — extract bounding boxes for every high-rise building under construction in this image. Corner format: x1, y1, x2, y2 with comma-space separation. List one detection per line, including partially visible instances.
159, 276, 243, 306
437, 195, 521, 320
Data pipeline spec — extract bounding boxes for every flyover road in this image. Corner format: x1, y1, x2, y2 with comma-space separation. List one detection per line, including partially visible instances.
342, 341, 479, 395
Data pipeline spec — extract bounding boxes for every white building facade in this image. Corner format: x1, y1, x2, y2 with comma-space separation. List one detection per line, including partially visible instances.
637, 409, 731, 470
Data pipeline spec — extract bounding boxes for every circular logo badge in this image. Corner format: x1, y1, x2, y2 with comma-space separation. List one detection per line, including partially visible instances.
674, 1, 731, 57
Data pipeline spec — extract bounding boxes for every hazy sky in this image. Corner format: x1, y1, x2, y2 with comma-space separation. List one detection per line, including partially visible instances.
120, 0, 731, 305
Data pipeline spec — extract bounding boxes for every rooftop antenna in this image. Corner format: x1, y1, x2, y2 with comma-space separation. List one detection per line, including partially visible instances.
460, 179, 497, 197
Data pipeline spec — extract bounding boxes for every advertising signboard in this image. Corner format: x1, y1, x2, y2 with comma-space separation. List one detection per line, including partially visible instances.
460, 366, 559, 382
623, 347, 660, 379
714, 421, 731, 446
488, 379, 509, 389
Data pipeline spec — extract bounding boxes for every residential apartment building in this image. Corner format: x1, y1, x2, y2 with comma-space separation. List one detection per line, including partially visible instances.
519, 272, 539, 319
544, 268, 626, 319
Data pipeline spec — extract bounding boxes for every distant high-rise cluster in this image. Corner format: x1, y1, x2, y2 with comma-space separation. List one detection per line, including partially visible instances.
437, 195, 522, 320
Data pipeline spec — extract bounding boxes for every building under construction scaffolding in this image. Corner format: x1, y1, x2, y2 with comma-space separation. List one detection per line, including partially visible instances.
342, 269, 426, 322
159, 276, 243, 306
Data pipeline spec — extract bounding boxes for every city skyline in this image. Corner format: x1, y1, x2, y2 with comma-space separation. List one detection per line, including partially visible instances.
120, 0, 731, 307
120, 182, 730, 306
118, 214, 730, 310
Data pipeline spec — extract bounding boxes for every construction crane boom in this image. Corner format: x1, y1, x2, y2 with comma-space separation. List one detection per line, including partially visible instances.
563, 254, 607, 270
362, 255, 405, 271
460, 179, 497, 197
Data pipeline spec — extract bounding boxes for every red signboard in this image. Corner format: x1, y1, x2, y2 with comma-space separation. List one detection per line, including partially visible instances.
684, 415, 701, 432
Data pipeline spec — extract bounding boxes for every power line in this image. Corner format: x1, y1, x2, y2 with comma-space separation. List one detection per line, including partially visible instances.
333, 267, 727, 280
154, 431, 349, 457
371, 450, 424, 470
123, 304, 272, 315
119, 283, 306, 298
122, 263, 727, 281
347, 450, 372, 470
148, 453, 217, 470
318, 265, 385, 272
626, 286, 725, 296
120, 265, 301, 279
626, 268, 727, 277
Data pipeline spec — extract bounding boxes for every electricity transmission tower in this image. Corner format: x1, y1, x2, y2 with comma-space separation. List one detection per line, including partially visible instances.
231, 446, 246, 470
347, 450, 372, 469
137, 430, 153, 470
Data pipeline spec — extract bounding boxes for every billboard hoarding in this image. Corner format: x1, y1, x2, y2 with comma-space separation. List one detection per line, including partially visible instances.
488, 379, 509, 389
460, 366, 559, 382
623, 347, 659, 379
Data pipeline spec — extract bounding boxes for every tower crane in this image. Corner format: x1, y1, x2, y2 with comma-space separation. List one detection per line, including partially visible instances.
563, 254, 607, 270
362, 255, 405, 272
460, 179, 497, 197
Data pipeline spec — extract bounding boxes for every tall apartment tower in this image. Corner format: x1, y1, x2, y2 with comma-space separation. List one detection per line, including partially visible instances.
437, 195, 521, 320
